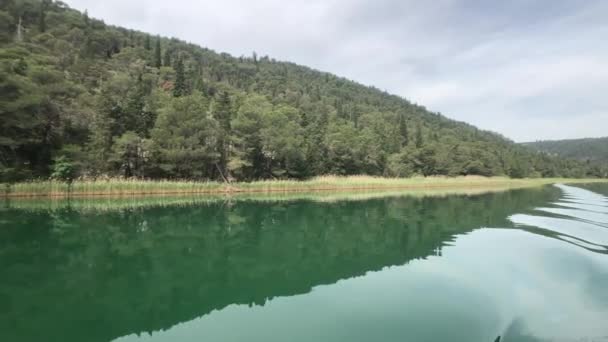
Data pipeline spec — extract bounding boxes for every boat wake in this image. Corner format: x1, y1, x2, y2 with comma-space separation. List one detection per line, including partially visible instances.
509, 184, 608, 254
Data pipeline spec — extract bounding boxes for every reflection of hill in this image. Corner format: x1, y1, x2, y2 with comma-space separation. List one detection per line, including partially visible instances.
0, 188, 559, 342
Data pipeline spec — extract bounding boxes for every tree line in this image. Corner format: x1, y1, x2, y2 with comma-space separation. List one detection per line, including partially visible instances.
522, 137, 608, 164
1, 0, 606, 183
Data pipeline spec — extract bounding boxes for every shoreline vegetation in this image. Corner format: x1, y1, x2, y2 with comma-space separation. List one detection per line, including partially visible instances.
3, 175, 607, 199
0, 187, 548, 212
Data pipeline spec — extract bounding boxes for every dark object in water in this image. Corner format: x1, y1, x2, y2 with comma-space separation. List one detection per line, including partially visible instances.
495, 336, 501, 342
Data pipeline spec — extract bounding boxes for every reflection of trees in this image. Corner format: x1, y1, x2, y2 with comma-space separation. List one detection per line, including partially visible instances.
0, 187, 559, 342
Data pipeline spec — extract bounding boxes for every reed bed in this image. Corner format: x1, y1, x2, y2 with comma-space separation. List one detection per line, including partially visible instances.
2, 186, 538, 213
2, 175, 607, 198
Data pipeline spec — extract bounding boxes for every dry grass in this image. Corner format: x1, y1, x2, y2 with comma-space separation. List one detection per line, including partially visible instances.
2, 175, 607, 198
2, 186, 543, 212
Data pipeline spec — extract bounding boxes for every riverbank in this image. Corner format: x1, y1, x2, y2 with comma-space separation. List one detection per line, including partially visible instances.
2, 175, 607, 198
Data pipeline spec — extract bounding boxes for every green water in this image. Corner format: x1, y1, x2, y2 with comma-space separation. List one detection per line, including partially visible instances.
1, 184, 608, 342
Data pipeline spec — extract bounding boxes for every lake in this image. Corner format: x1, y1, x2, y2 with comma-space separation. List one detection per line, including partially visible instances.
1, 184, 607, 342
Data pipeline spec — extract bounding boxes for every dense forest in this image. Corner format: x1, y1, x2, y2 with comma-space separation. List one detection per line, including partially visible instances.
1, 0, 606, 182
523, 137, 608, 164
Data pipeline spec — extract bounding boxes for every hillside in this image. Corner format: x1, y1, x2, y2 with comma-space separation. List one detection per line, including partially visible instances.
522, 137, 608, 164
1, 0, 605, 182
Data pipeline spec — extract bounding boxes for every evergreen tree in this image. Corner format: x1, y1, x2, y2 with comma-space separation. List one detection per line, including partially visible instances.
215, 92, 232, 132
110, 132, 150, 178
151, 94, 218, 179
193, 68, 206, 94
144, 35, 151, 50
415, 123, 424, 148
214, 92, 232, 179
173, 58, 187, 97
124, 74, 155, 137
399, 114, 408, 146
153, 36, 162, 68
38, 0, 47, 33
163, 48, 172, 67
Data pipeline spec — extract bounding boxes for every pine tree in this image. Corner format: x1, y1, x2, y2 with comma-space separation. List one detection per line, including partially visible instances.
193, 64, 206, 94
215, 92, 232, 132
153, 36, 162, 68
415, 123, 424, 148
399, 114, 408, 146
163, 48, 172, 67
144, 35, 151, 50
173, 58, 186, 97
38, 1, 47, 33
214, 92, 232, 179
125, 74, 155, 137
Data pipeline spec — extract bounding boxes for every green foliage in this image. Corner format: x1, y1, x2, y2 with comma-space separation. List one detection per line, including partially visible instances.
415, 122, 424, 148
109, 131, 151, 177
0, 0, 605, 182
143, 34, 151, 50
163, 47, 171, 67
212, 91, 232, 178
50, 155, 75, 181
153, 35, 161, 68
523, 137, 608, 164
38, 0, 48, 33
151, 92, 219, 178
399, 113, 408, 147
173, 57, 186, 97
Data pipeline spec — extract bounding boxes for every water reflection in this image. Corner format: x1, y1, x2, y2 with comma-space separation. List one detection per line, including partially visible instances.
1, 185, 607, 342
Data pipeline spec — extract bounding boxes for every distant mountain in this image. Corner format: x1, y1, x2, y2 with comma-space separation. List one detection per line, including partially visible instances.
522, 137, 608, 164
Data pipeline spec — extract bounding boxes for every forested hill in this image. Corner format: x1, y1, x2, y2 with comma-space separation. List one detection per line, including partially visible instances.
522, 137, 608, 164
1, 0, 605, 182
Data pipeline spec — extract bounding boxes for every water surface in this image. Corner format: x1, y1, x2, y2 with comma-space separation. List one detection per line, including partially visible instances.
1, 184, 607, 342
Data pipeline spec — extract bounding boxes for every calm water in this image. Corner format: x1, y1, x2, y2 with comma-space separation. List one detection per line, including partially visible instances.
1, 184, 608, 342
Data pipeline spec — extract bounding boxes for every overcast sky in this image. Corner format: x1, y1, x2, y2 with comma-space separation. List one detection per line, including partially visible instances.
63, 0, 608, 142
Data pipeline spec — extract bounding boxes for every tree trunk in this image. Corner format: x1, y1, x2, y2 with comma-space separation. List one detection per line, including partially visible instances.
16, 16, 23, 42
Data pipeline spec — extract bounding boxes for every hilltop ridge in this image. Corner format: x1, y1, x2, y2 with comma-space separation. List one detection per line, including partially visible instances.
522, 137, 608, 164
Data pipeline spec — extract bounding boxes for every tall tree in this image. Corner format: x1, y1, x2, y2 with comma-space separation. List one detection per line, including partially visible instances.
109, 132, 151, 178
125, 74, 155, 137
153, 36, 162, 68
38, 0, 47, 33
214, 91, 232, 179
151, 94, 218, 178
0, 11, 13, 43
144, 35, 151, 50
230, 95, 270, 179
415, 123, 424, 148
173, 58, 186, 97
163, 48, 172, 67
399, 113, 408, 147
